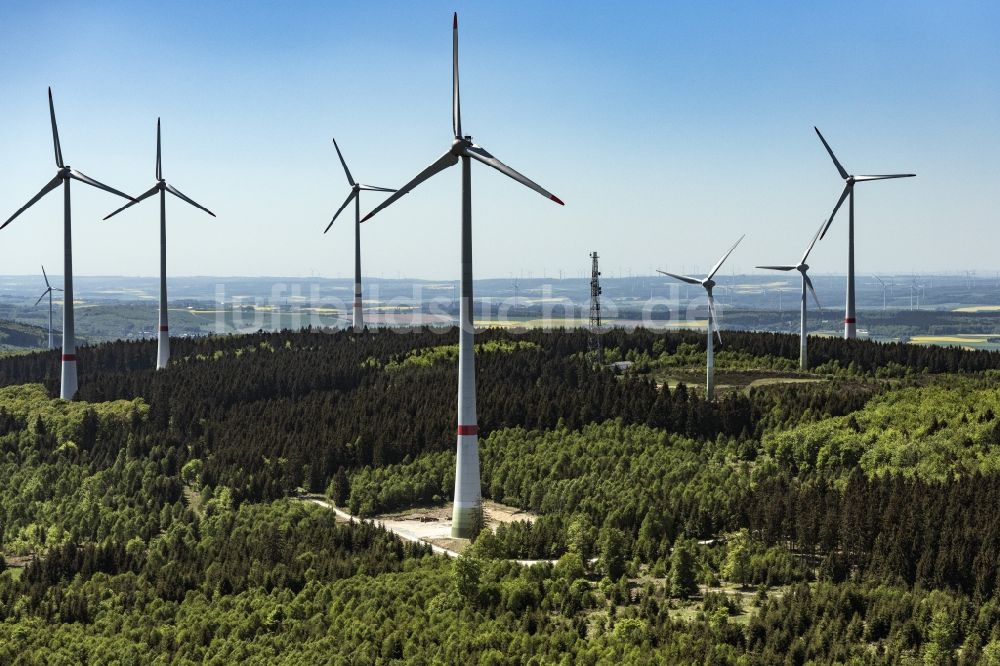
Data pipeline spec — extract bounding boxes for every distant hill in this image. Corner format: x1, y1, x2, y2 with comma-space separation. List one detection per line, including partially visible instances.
0, 320, 51, 353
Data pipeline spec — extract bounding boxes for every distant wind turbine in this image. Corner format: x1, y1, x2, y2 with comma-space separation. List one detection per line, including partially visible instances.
104, 118, 215, 370
909, 278, 925, 310
1, 88, 134, 399
757, 221, 824, 370
35, 265, 63, 349
873, 275, 887, 311
814, 127, 914, 340
658, 235, 744, 400
361, 13, 564, 538
323, 138, 396, 331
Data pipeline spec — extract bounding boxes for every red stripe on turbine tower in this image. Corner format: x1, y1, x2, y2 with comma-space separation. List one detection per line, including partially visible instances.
61, 354, 76, 362
844, 318, 856, 324
457, 425, 478, 436
159, 325, 169, 332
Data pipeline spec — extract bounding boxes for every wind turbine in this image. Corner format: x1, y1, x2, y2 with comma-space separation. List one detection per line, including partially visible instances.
323, 138, 396, 331
909, 278, 924, 310
361, 13, 564, 538
873, 275, 887, 311
814, 127, 914, 340
1, 88, 134, 399
104, 118, 214, 370
657, 235, 744, 400
756, 221, 824, 370
35, 265, 63, 349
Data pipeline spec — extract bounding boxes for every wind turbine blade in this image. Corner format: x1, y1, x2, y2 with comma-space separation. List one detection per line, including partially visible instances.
165, 183, 216, 216
708, 294, 722, 345
358, 184, 397, 193
34, 291, 48, 307
103, 183, 160, 220
820, 184, 851, 240
873, 275, 885, 288
156, 118, 162, 180
1, 175, 62, 230
656, 269, 701, 285
53, 287, 63, 292
707, 234, 744, 280
42, 265, 50, 288
854, 174, 916, 181
361, 151, 459, 222
805, 273, 821, 310
332, 137, 355, 186
453, 12, 461, 138
800, 219, 826, 264
814, 126, 847, 180
463, 144, 564, 204
324, 189, 357, 233
69, 169, 133, 201
49, 88, 64, 168
755, 265, 796, 271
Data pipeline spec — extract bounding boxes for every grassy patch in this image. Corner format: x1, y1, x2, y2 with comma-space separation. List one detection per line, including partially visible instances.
379, 339, 539, 372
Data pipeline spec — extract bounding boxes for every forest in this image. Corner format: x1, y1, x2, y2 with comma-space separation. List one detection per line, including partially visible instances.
3, 325, 1000, 663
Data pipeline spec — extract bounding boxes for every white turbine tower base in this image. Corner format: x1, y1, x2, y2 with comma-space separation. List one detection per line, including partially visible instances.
157, 184, 169, 369
354, 188, 362, 330
2, 88, 134, 399
61, 179, 77, 399
705, 289, 715, 398
105, 118, 215, 371
361, 13, 564, 538
452, 154, 481, 536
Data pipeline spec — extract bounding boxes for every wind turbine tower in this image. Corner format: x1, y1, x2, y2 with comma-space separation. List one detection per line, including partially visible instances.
361, 13, 563, 538
757, 221, 824, 369
105, 119, 215, 370
658, 236, 743, 399
323, 138, 396, 331
814, 127, 914, 340
35, 265, 63, 349
873, 275, 887, 311
2, 88, 133, 398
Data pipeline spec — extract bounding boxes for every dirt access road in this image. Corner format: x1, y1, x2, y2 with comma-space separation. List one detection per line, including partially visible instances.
302, 496, 549, 565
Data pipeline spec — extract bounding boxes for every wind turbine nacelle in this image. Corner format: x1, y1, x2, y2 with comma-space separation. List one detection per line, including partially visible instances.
451, 137, 471, 155
703, 279, 715, 290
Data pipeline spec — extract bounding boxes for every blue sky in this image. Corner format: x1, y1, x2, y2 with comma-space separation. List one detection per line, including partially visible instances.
0, 1, 997, 280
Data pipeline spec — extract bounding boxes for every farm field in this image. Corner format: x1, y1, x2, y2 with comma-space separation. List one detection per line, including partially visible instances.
910, 333, 1000, 351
